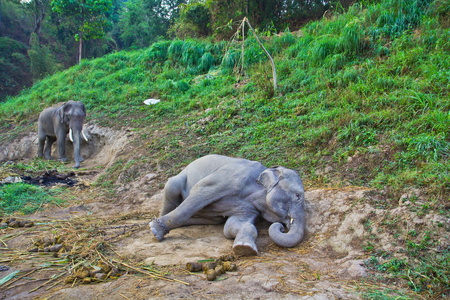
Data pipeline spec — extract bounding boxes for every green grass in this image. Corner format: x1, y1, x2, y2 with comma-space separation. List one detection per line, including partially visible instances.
0, 183, 64, 215
0, 0, 448, 201
365, 248, 450, 298
1, 0, 449, 201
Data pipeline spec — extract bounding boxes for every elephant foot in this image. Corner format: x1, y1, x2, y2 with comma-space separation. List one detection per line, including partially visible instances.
149, 218, 169, 241
58, 157, 68, 162
73, 164, 80, 169
44, 155, 53, 160
233, 242, 258, 256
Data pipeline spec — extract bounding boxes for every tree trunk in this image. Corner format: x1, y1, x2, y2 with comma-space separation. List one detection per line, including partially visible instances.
78, 1, 85, 64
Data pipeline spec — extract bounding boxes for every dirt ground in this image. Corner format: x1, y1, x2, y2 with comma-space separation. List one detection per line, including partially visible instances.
1, 124, 448, 299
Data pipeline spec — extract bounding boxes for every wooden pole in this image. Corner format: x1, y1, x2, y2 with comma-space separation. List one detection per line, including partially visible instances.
243, 17, 277, 91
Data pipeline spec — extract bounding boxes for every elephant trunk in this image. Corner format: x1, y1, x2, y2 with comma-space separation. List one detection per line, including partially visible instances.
71, 128, 81, 168
268, 206, 305, 248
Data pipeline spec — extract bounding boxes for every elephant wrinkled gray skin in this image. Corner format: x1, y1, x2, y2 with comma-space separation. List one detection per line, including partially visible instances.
149, 154, 306, 256
37, 100, 88, 168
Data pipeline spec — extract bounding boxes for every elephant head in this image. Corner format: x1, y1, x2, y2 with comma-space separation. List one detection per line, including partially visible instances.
257, 167, 305, 248
58, 100, 87, 168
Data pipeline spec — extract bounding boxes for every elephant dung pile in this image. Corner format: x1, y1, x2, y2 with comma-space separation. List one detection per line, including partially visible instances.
186, 255, 237, 281
1, 217, 35, 228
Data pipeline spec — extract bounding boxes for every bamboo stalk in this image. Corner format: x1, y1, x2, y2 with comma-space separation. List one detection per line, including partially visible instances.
29, 270, 67, 293
45, 280, 62, 291
243, 17, 277, 91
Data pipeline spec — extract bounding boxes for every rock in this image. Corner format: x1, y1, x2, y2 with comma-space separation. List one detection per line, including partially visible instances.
345, 260, 366, 278
2, 176, 22, 184
142, 173, 157, 183
324, 166, 333, 173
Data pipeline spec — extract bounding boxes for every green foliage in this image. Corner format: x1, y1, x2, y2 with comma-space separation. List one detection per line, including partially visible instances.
404, 133, 449, 162
51, 0, 113, 61
117, 0, 173, 49
28, 33, 58, 81
0, 183, 62, 215
366, 248, 450, 296
368, 0, 435, 38
171, 1, 211, 38
0, 37, 32, 101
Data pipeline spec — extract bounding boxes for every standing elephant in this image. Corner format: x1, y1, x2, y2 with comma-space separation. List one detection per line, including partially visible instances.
37, 100, 88, 168
149, 154, 306, 256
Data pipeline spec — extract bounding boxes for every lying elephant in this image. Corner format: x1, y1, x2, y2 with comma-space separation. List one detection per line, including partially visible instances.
37, 100, 88, 168
149, 154, 306, 256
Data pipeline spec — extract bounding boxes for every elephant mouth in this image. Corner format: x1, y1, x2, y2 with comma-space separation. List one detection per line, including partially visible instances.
280, 217, 294, 232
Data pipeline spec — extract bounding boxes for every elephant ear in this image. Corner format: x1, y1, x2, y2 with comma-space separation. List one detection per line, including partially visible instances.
79, 101, 86, 114
257, 167, 283, 193
57, 104, 66, 124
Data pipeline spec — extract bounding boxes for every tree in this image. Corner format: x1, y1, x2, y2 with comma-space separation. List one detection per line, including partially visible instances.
117, 0, 185, 49
21, 0, 51, 36
51, 0, 113, 63
170, 1, 211, 38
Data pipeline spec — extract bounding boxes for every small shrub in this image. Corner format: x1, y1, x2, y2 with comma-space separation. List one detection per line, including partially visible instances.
199, 52, 214, 73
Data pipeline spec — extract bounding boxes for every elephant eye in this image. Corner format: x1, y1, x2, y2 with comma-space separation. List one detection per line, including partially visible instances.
295, 193, 300, 198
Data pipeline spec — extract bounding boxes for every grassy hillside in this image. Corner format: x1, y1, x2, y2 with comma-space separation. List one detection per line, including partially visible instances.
2, 0, 449, 201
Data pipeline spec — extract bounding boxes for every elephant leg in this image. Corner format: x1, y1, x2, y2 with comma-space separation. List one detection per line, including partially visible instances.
183, 216, 226, 226
160, 175, 186, 217
38, 136, 46, 158
56, 134, 67, 162
43, 136, 56, 160
224, 216, 258, 256
150, 173, 230, 241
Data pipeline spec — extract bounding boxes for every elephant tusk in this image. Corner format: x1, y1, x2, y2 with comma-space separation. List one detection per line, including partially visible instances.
82, 130, 88, 142
290, 218, 294, 225
69, 128, 73, 142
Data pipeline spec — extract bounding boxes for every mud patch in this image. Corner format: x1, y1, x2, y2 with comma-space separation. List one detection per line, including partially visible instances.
21, 170, 78, 187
